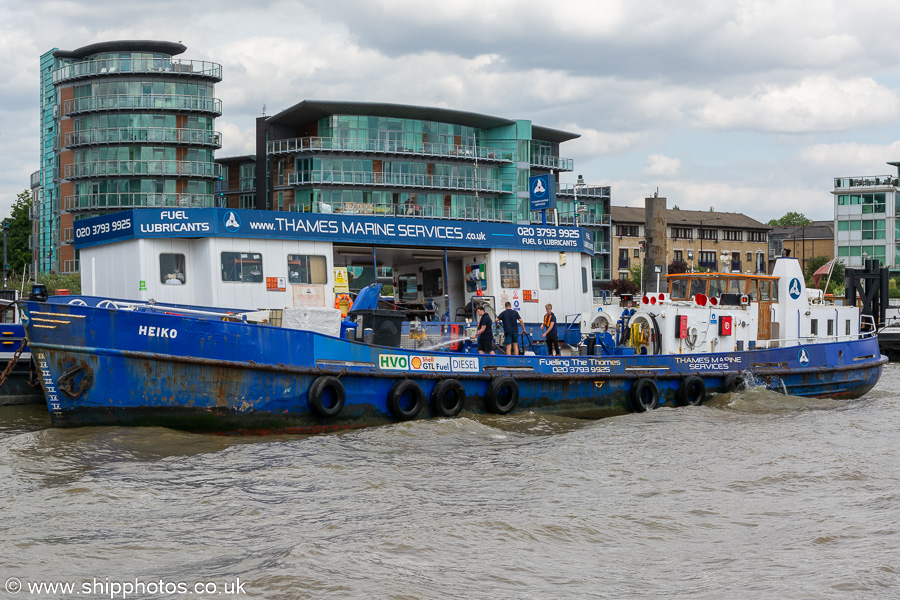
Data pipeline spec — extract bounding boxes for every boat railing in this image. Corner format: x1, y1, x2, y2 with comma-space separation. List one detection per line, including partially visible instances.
65, 298, 249, 322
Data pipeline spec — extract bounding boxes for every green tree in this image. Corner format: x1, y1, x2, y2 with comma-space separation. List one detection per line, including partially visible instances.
767, 212, 812, 227
1, 190, 32, 279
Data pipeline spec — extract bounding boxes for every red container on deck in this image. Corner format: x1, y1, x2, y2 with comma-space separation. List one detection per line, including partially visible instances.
55, 289, 70, 295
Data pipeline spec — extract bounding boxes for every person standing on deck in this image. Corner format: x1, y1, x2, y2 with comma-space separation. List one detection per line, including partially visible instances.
541, 303, 561, 356
496, 302, 525, 355
475, 306, 495, 355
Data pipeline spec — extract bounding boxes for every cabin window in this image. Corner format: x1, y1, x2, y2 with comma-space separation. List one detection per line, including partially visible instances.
582, 267, 588, 294
539, 263, 558, 289
759, 280, 772, 301
670, 278, 689, 299
500, 261, 520, 288
747, 280, 758, 301
287, 254, 327, 284
810, 320, 818, 335
397, 274, 418, 301
423, 268, 443, 297
846, 320, 851, 336
159, 253, 186, 285
827, 320, 834, 336
221, 252, 263, 282
709, 279, 727, 297
728, 279, 744, 295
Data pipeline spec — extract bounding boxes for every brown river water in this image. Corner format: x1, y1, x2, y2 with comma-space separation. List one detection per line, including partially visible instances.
1, 364, 899, 599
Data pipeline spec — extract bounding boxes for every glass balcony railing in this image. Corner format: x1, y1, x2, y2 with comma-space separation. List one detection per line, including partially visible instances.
53, 58, 222, 84
62, 260, 80, 274
64, 160, 218, 179
304, 199, 516, 223
834, 175, 897, 188
530, 155, 574, 171
557, 184, 611, 198
288, 170, 504, 193
528, 209, 610, 227
268, 136, 513, 163
63, 95, 222, 116
64, 193, 216, 211
65, 127, 221, 148
30, 171, 41, 188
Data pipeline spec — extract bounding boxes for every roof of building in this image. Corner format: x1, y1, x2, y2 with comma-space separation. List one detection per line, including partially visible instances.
611, 205, 770, 230
215, 155, 256, 165
53, 40, 187, 59
768, 220, 834, 240
265, 100, 579, 144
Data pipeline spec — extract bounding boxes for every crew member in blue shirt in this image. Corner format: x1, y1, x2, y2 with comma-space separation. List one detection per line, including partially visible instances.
475, 306, 495, 355
496, 302, 525, 355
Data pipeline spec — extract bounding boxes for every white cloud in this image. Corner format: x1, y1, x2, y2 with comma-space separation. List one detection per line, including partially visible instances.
692, 75, 900, 133
798, 141, 900, 175
642, 154, 681, 177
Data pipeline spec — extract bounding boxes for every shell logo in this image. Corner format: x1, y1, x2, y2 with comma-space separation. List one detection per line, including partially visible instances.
411, 357, 422, 369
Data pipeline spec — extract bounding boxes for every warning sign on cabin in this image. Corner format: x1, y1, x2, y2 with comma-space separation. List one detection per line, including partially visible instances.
333, 268, 350, 293
523, 290, 539, 302
266, 277, 286, 292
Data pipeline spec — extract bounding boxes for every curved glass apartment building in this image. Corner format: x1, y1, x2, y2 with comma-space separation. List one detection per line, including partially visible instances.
35, 40, 222, 274
255, 101, 612, 288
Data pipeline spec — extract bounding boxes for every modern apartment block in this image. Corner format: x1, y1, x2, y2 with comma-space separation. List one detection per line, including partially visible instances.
611, 206, 769, 278
32, 40, 222, 274
254, 101, 612, 291
833, 165, 900, 270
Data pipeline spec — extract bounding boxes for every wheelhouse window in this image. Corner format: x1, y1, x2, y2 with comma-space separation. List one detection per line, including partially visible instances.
539, 263, 558, 289
423, 268, 443, 297
500, 261, 520, 288
221, 252, 263, 282
287, 254, 327, 284
160, 253, 185, 285
397, 274, 418, 301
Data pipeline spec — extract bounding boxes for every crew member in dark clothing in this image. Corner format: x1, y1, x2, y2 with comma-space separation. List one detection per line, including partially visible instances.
475, 306, 494, 354
541, 303, 561, 356
496, 301, 525, 355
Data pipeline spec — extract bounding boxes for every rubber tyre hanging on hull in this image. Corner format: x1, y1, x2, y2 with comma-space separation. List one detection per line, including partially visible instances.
430, 379, 466, 417
308, 376, 346, 418
485, 376, 519, 415
676, 376, 707, 406
721, 373, 746, 393
630, 378, 659, 412
387, 379, 426, 421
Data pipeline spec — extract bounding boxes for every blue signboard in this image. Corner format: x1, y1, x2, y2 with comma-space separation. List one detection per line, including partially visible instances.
74, 208, 593, 255
529, 174, 557, 211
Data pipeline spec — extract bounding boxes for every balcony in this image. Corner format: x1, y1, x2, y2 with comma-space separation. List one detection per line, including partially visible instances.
530, 155, 574, 172
63, 95, 222, 116
287, 170, 505, 194
64, 160, 218, 180
53, 58, 222, 84
62, 260, 80, 274
65, 127, 222, 148
60, 228, 74, 245
834, 175, 897, 189
557, 184, 610, 199
618, 259, 630, 269
64, 193, 216, 212
268, 136, 513, 164
30, 170, 41, 188
306, 199, 516, 223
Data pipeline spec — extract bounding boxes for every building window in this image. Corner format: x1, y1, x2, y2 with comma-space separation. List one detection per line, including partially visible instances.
616, 225, 639, 237
500, 261, 520, 288
159, 253, 185, 285
672, 227, 692, 240
748, 231, 766, 242
287, 254, 327, 284
539, 263, 558, 289
221, 252, 263, 282
674, 250, 683, 261
746, 252, 752, 262
722, 230, 742, 241
633, 248, 640, 258
699, 228, 717, 241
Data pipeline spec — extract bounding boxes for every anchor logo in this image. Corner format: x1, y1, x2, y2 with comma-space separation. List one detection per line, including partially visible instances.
224, 211, 241, 232
798, 348, 810, 366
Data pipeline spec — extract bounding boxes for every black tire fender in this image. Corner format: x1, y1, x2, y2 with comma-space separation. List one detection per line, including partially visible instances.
387, 379, 425, 421
721, 373, 746, 393
308, 376, 345, 418
430, 379, 466, 417
630, 378, 659, 412
485, 376, 518, 415
676, 376, 706, 407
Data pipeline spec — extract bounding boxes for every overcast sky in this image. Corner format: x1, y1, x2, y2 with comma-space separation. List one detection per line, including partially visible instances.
3, 0, 900, 224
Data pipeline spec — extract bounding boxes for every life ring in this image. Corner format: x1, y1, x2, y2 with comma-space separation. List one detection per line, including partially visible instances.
721, 373, 746, 393
387, 379, 425, 421
676, 376, 706, 406
485, 376, 518, 414
630, 378, 659, 412
430, 379, 466, 417
308, 376, 345, 418
334, 293, 352, 309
